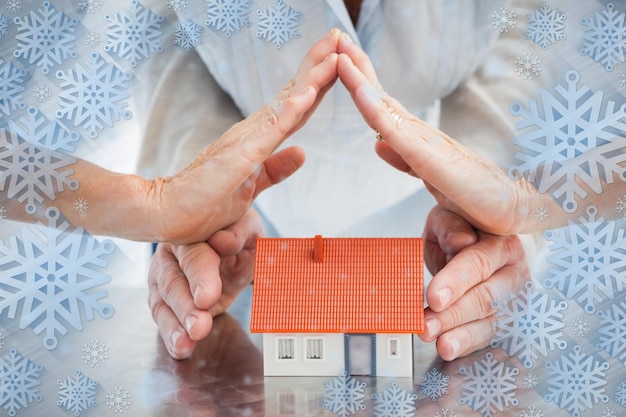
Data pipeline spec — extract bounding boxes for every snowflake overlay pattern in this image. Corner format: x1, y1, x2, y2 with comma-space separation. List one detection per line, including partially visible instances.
570, 317, 591, 337
105, 387, 132, 414
73, 197, 88, 214
206, 0, 252, 37
372, 382, 417, 417
492, 6, 517, 33
256, 0, 301, 49
420, 368, 449, 401
83, 30, 100, 48
0, 106, 79, 214
32, 82, 51, 103
619, 70, 626, 88
13, 1, 78, 75
0, 348, 43, 417
617, 194, 626, 215
521, 406, 544, 417
167, 0, 188, 12
435, 410, 455, 417
104, 0, 164, 67
521, 372, 538, 389
525, 3, 566, 49
544, 345, 609, 417
615, 380, 626, 407
458, 352, 519, 417
580, 3, 626, 72
0, 206, 115, 349
0, 13, 8, 37
508, 70, 626, 213
0, 57, 26, 119
491, 281, 568, 368
543, 205, 626, 314
6, 0, 21, 14
322, 372, 367, 417
596, 300, 626, 366
57, 370, 98, 416
56, 52, 133, 139
79, 0, 103, 14
81, 339, 108, 367
515, 52, 542, 80
174, 18, 202, 51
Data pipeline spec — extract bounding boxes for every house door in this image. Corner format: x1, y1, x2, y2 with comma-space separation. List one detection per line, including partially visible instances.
345, 335, 376, 376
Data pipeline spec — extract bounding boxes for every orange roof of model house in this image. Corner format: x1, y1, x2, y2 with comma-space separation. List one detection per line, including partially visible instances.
250, 235, 424, 334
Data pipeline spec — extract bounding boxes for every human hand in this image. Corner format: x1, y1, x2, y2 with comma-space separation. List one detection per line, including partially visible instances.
418, 205, 530, 360
148, 208, 262, 359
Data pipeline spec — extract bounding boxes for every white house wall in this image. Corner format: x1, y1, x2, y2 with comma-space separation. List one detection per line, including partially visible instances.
375, 334, 413, 378
263, 333, 345, 377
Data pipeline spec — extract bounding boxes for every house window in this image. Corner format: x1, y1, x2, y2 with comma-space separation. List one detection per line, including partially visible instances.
305, 337, 325, 361
277, 337, 296, 361
388, 337, 400, 359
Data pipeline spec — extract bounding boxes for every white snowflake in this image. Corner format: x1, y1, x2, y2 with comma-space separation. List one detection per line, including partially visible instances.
79, 0, 103, 14
104, 0, 164, 67
13, 1, 78, 75
0, 206, 6, 222
491, 281, 568, 368
56, 52, 133, 139
543, 205, 626, 314
256, 0, 301, 49
167, 0, 188, 12
0, 332, 4, 349
0, 106, 79, 214
0, 13, 8, 37
372, 382, 417, 417
32, 82, 51, 103
520, 406, 544, 417
601, 406, 618, 417
322, 372, 367, 417
435, 409, 455, 417
525, 3, 566, 50
616, 194, 626, 216
458, 352, 519, 417
57, 370, 98, 416
0, 57, 26, 119
492, 6, 517, 32
534, 205, 549, 223
84, 30, 100, 48
73, 197, 89, 214
0, 206, 115, 350
81, 339, 108, 367
0, 348, 43, 417
174, 18, 202, 51
206, 0, 252, 38
580, 3, 626, 72
420, 368, 449, 401
570, 317, 591, 337
5, 0, 21, 14
521, 372, 538, 389
515, 52, 542, 80
619, 70, 626, 88
508, 70, 626, 214
105, 387, 132, 414
596, 300, 626, 366
544, 345, 609, 417
615, 380, 626, 407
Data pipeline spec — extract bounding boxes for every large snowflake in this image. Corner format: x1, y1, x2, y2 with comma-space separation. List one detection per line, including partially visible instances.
56, 52, 133, 139
525, 3, 566, 49
0, 106, 79, 214
596, 300, 626, 366
13, 1, 78, 74
0, 348, 43, 417
322, 372, 367, 417
206, 0, 252, 37
372, 382, 417, 417
104, 0, 164, 67
458, 352, 519, 417
256, 0, 301, 49
543, 205, 626, 314
57, 370, 98, 416
491, 281, 568, 368
615, 380, 626, 407
174, 18, 203, 51
508, 70, 626, 213
420, 368, 449, 401
544, 345, 609, 417
0, 206, 115, 350
0, 57, 26, 120
580, 3, 626, 72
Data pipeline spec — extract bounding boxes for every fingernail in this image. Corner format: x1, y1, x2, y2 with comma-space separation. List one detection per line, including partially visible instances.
425, 317, 441, 338
449, 337, 460, 358
327, 28, 338, 37
170, 330, 183, 354
360, 84, 382, 105
341, 32, 354, 45
185, 315, 198, 333
193, 285, 203, 304
439, 288, 451, 308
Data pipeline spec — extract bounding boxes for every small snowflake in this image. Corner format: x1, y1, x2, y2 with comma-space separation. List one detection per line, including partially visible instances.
105, 387, 132, 414
616, 194, 626, 216
570, 317, 591, 337
167, 0, 188, 12
601, 406, 618, 417
79, 0, 103, 14
492, 6, 517, 33
32, 82, 52, 103
525, 3, 566, 50
73, 197, 89, 214
0, 206, 6, 222
57, 370, 98, 416
256, 0, 301, 49
0, 13, 8, 37
174, 18, 202, 51
372, 382, 417, 417
580, 3, 626, 72
596, 300, 626, 366
515, 52, 542, 80
420, 368, 449, 401
0, 349, 44, 416
84, 30, 100, 47
534, 205, 550, 223
435, 409, 455, 417
0, 332, 4, 349
5, 0, 21, 14
619, 71, 626, 88
520, 406, 544, 417
81, 339, 108, 367
521, 372, 538, 389
322, 372, 367, 417
206, 0, 252, 37
615, 380, 626, 407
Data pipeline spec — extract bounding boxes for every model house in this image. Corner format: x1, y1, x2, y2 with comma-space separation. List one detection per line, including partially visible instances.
250, 235, 424, 378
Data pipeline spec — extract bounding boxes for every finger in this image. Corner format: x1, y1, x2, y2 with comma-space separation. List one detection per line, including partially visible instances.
253, 146, 306, 197
435, 315, 497, 361
208, 209, 263, 257
337, 32, 380, 84
374, 141, 416, 176
293, 28, 341, 81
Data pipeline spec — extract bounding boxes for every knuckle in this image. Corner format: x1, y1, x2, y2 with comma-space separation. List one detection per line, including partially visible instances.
150, 299, 169, 324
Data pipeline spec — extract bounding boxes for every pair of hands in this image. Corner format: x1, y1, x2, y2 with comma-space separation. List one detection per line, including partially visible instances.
148, 30, 532, 360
